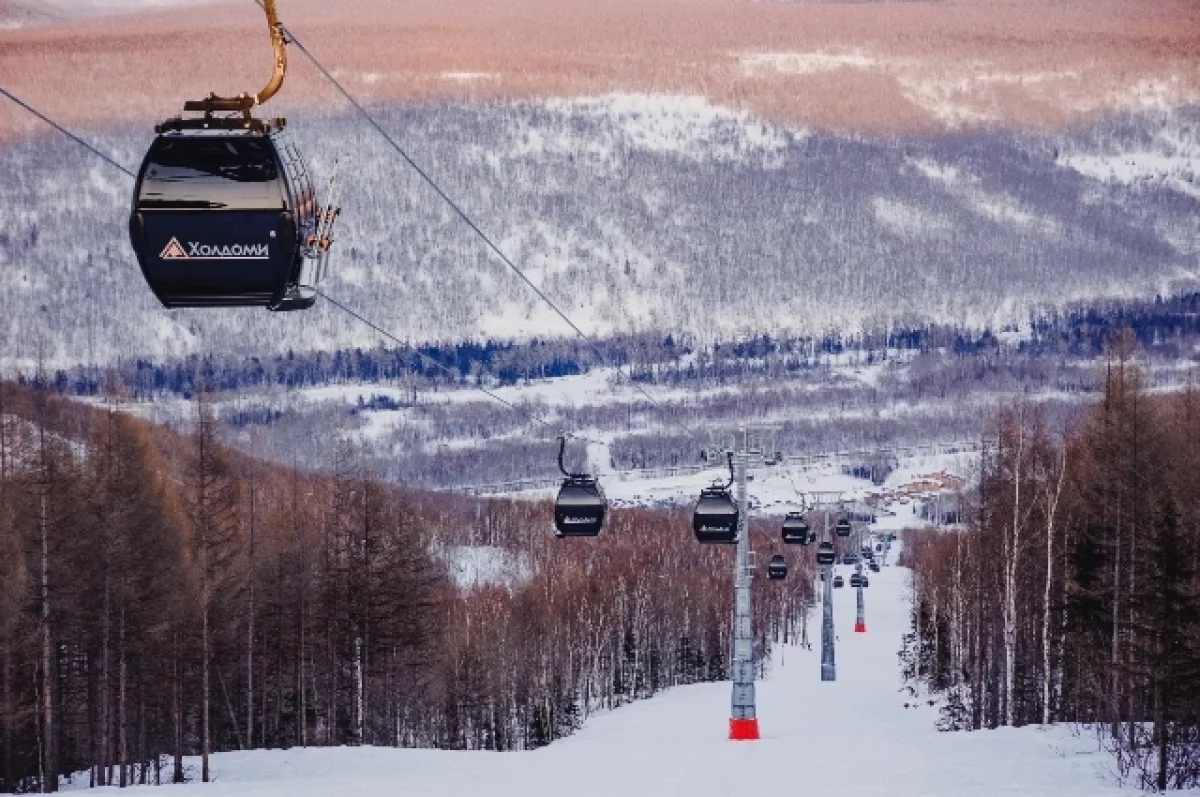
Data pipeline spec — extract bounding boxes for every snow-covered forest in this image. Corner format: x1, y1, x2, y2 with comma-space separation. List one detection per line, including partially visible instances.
1, 100, 1198, 369
902, 335, 1200, 790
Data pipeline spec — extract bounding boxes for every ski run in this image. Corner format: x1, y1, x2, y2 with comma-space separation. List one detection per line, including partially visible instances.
61, 542, 1179, 797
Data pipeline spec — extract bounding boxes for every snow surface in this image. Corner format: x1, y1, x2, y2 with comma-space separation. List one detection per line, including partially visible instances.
1061, 151, 1200, 199
442, 71, 500, 83
539, 93, 794, 166
440, 544, 533, 591
738, 50, 880, 77
1059, 125, 1200, 199
873, 196, 954, 237
60, 541, 1174, 796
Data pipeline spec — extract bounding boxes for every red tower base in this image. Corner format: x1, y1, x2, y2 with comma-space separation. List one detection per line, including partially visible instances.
855, 622, 867, 633
729, 718, 760, 740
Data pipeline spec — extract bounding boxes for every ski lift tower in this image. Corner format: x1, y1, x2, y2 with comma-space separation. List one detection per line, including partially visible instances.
807, 492, 848, 682
703, 426, 778, 741
854, 519, 867, 634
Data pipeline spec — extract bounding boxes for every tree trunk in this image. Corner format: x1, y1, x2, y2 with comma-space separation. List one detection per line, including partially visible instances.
137, 691, 146, 785
199, 411, 211, 783
202, 599, 210, 782
39, 467, 57, 793
354, 636, 364, 745
2, 643, 11, 793
1041, 450, 1066, 725
172, 631, 182, 784
118, 604, 127, 789
1110, 524, 1121, 739
1003, 420, 1023, 727
99, 565, 110, 787
247, 482, 256, 751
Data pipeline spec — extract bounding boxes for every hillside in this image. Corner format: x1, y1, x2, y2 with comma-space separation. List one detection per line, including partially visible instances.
0, 379, 811, 790
2, 100, 1198, 369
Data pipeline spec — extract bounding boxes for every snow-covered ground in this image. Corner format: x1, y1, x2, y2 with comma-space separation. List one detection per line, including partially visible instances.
502, 451, 974, 522
439, 543, 533, 591
61, 540, 1161, 796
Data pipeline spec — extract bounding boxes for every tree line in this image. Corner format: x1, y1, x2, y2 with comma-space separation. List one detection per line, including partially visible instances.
0, 379, 811, 792
901, 333, 1200, 790
33, 290, 1200, 402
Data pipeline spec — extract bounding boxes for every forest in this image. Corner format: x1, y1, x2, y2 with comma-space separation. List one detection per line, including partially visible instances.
2, 103, 1197, 370
1, 289, 1193, 494
901, 332, 1200, 789
0, 378, 813, 793
28, 289, 1200, 404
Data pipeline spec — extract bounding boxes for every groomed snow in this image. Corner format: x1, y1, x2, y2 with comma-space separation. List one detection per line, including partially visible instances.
60, 541, 1166, 797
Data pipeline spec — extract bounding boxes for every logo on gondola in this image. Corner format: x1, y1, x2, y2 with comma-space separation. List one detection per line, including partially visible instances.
158, 237, 270, 260
160, 237, 188, 259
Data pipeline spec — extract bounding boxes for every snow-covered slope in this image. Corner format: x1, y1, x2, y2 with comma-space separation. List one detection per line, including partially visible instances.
61, 543, 1157, 797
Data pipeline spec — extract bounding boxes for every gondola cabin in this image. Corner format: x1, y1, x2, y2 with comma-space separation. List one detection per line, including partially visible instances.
816, 540, 836, 566
129, 0, 338, 311
130, 119, 327, 310
835, 518, 852, 537
554, 476, 606, 537
693, 487, 738, 544
781, 512, 811, 545
767, 554, 788, 580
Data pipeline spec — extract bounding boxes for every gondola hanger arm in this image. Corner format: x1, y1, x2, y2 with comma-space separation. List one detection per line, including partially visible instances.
183, 0, 287, 115
254, 0, 288, 106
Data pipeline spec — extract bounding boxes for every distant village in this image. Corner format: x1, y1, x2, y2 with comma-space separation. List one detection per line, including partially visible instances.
864, 470, 966, 525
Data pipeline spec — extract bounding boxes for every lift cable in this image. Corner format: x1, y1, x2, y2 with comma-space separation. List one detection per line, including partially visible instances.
1, 88, 135, 179
0, 88, 602, 447
314, 289, 604, 444
258, 3, 705, 442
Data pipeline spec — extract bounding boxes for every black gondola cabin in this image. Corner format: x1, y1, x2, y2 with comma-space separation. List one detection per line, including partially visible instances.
130, 119, 327, 310
835, 518, 852, 537
129, 0, 337, 312
693, 487, 738, 544
767, 554, 788, 580
554, 476, 606, 537
816, 540, 836, 566
782, 512, 811, 545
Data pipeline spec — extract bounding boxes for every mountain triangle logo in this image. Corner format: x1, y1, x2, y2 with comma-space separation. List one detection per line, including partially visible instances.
160, 237, 188, 259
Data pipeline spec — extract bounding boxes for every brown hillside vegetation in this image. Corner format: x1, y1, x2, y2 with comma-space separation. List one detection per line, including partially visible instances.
1, 0, 1198, 140
0, 378, 812, 790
